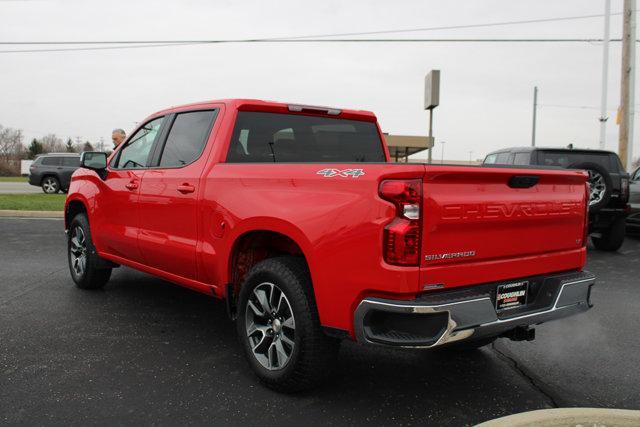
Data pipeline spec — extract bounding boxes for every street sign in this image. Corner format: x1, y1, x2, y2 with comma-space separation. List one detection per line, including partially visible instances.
424, 70, 440, 110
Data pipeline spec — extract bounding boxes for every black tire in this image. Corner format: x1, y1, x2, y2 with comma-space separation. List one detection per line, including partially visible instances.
592, 216, 626, 251
68, 213, 112, 289
568, 162, 612, 212
236, 257, 339, 392
440, 336, 498, 351
41, 176, 60, 194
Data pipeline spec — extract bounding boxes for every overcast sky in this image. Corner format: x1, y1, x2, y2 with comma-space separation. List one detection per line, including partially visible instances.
0, 0, 638, 163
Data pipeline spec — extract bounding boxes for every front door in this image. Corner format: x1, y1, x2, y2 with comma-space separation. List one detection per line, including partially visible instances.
137, 109, 218, 280
92, 116, 166, 264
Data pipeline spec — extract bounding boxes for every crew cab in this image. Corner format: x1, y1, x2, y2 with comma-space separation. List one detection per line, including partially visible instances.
65, 99, 595, 392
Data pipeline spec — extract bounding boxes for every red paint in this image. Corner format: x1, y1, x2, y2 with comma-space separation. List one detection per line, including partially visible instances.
66, 99, 589, 337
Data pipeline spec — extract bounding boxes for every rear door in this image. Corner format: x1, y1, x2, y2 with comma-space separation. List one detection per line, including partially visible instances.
137, 109, 218, 280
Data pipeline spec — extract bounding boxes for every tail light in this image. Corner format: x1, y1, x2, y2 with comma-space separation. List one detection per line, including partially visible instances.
621, 177, 630, 202
379, 179, 422, 266
583, 181, 590, 246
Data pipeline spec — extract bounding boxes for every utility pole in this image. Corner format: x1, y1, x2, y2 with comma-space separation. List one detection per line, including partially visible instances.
468, 150, 474, 164
619, 0, 636, 170
599, 0, 611, 149
531, 86, 538, 147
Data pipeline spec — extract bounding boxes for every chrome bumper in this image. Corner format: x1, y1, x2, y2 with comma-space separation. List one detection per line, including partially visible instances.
354, 271, 595, 348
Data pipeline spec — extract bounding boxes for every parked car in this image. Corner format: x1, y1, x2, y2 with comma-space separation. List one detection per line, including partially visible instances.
484, 147, 630, 251
628, 166, 640, 234
28, 153, 81, 194
65, 99, 595, 392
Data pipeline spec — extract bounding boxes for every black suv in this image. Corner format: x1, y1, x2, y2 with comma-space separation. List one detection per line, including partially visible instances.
28, 153, 81, 194
483, 147, 630, 251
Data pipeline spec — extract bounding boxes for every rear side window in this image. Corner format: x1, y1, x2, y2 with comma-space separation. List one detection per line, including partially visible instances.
537, 150, 614, 170
159, 110, 217, 167
513, 152, 531, 165
226, 112, 385, 163
61, 157, 79, 167
41, 157, 61, 166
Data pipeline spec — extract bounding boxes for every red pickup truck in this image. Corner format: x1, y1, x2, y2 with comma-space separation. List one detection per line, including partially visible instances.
65, 99, 595, 391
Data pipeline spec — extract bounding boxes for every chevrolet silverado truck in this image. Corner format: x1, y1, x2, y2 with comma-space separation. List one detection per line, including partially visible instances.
65, 99, 595, 392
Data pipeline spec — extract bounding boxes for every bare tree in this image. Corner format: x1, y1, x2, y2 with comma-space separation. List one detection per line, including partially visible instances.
41, 134, 65, 153
0, 124, 24, 161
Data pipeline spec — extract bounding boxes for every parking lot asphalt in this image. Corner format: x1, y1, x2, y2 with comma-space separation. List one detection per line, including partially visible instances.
0, 182, 40, 194
1, 218, 638, 426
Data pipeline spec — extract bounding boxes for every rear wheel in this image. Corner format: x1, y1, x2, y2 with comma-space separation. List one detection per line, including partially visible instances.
236, 257, 339, 392
68, 213, 112, 289
41, 176, 60, 194
592, 216, 626, 251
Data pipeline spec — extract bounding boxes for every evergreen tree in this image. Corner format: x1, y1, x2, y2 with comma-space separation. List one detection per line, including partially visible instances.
82, 141, 94, 152
65, 138, 76, 153
27, 138, 43, 159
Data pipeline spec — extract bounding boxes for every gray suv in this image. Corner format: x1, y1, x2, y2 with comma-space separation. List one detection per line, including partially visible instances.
28, 153, 81, 194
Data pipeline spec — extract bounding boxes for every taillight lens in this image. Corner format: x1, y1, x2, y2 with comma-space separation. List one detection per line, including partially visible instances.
621, 177, 630, 202
379, 179, 422, 266
583, 181, 590, 246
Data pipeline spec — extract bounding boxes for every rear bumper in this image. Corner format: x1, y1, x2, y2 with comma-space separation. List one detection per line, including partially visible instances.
354, 271, 595, 348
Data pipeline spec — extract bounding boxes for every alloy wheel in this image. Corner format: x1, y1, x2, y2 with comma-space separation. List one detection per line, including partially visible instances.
43, 178, 58, 193
587, 170, 606, 206
69, 226, 87, 277
245, 282, 296, 371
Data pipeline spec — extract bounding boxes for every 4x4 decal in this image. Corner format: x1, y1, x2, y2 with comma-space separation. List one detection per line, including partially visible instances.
316, 168, 365, 178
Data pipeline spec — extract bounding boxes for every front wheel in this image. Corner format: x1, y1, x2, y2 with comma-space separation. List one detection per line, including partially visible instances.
236, 257, 339, 392
592, 216, 626, 251
41, 176, 60, 194
68, 213, 112, 289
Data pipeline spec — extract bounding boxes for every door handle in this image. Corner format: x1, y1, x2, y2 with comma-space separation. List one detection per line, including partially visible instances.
125, 181, 138, 190
177, 183, 195, 194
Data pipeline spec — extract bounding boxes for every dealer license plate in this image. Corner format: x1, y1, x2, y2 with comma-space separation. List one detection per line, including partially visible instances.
496, 281, 529, 311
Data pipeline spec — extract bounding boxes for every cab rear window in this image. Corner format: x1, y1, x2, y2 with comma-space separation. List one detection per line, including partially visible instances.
226, 112, 385, 163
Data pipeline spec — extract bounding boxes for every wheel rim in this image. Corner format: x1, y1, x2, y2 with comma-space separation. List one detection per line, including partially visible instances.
587, 170, 606, 206
69, 226, 87, 277
43, 178, 57, 193
245, 282, 296, 371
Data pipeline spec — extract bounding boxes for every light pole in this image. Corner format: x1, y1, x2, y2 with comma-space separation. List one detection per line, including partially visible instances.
440, 140, 446, 164
469, 150, 474, 164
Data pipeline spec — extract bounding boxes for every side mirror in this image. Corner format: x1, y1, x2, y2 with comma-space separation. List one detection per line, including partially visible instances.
80, 152, 107, 171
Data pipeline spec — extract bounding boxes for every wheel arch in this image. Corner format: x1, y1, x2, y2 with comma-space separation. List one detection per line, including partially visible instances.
225, 223, 317, 315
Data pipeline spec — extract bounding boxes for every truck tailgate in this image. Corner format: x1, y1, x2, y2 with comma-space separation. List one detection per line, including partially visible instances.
420, 166, 588, 290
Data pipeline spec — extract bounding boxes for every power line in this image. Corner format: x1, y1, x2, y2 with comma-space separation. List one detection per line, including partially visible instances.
0, 11, 624, 46
0, 11, 628, 54
0, 38, 630, 54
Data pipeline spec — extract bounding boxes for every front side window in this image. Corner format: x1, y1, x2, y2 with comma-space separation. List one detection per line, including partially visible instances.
484, 154, 497, 164
114, 116, 164, 169
495, 153, 510, 164
41, 157, 61, 166
226, 112, 385, 163
158, 110, 217, 167
62, 157, 80, 167
513, 152, 531, 165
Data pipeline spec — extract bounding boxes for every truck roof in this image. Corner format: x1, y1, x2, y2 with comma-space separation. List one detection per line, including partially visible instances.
151, 99, 377, 122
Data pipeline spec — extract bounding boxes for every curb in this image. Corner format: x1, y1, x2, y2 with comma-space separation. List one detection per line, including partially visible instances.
0, 210, 63, 218
477, 408, 640, 427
